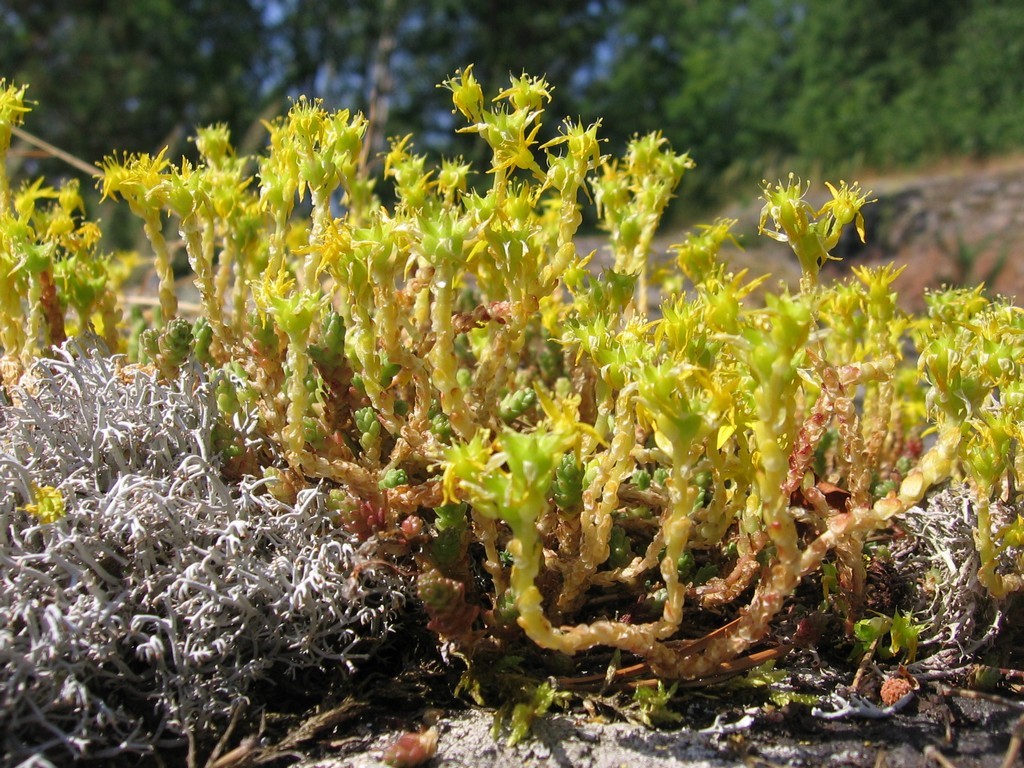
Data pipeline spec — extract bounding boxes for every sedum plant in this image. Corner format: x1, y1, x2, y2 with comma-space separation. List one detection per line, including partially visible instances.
1, 70, 1022, 758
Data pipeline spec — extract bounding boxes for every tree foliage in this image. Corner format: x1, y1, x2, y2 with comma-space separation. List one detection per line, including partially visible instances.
3, 0, 1024, 208
1, 1, 268, 166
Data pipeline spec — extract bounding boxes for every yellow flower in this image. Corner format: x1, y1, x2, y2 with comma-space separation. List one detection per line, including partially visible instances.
495, 72, 552, 112
819, 181, 874, 244
759, 175, 875, 287
99, 149, 172, 210
0, 80, 30, 149
441, 65, 485, 123
24, 484, 66, 524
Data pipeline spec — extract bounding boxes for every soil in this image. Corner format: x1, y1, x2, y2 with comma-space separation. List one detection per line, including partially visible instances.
273, 696, 1022, 768
202, 658, 1024, 768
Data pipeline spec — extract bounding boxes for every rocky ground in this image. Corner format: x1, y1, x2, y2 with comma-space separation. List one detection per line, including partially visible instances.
195, 650, 1024, 768
280, 694, 1022, 768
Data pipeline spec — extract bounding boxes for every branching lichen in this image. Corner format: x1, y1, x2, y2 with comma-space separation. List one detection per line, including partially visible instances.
0, 342, 407, 762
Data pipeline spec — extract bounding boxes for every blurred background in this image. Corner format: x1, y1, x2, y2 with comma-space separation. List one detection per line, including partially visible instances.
3, 0, 1024, 300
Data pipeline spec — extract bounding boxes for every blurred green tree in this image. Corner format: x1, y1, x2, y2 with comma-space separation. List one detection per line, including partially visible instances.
782, 0, 972, 168
1, 0, 614, 178
1, 0, 269, 171
3, 0, 1024, 222
581, 0, 1024, 214
261, 0, 614, 171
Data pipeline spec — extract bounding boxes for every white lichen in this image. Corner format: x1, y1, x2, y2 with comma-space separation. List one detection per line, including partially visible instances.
0, 341, 408, 763
895, 485, 1005, 670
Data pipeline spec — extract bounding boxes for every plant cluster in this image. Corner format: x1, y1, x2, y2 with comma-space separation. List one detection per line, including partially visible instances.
1, 69, 1023, 758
